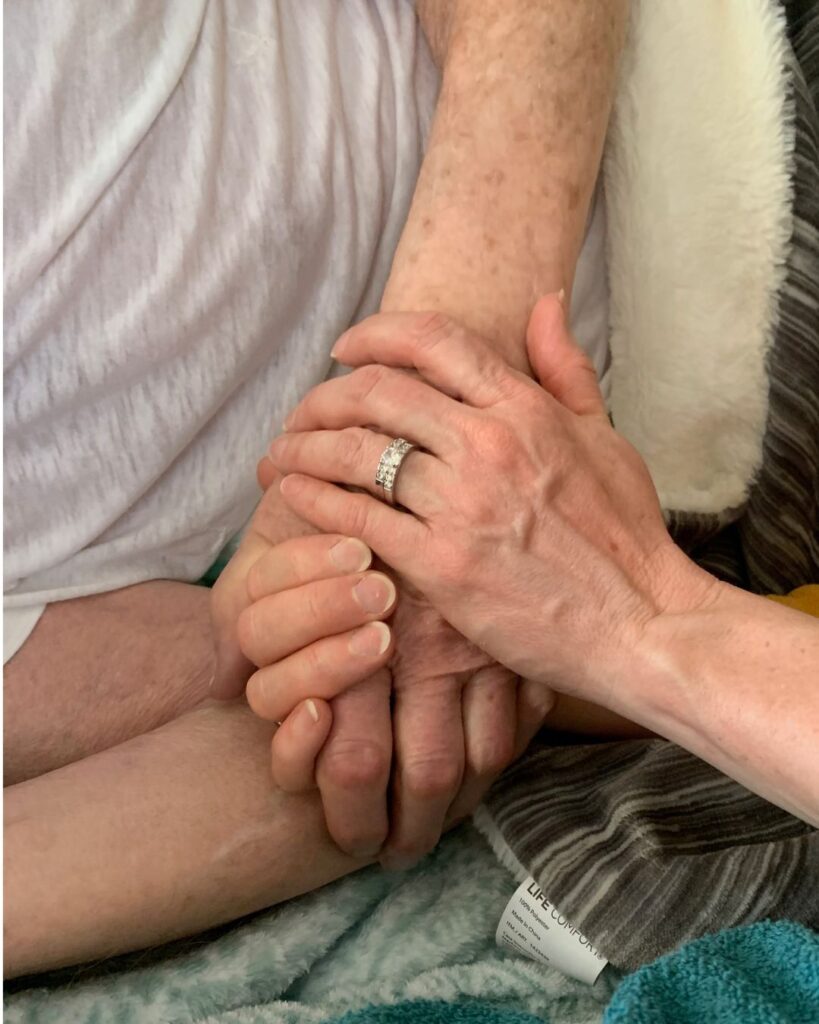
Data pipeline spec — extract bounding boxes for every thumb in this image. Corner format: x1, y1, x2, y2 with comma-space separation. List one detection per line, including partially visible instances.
526, 293, 606, 417
210, 529, 272, 700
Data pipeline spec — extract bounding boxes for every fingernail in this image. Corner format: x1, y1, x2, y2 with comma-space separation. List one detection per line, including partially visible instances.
349, 621, 391, 657
304, 699, 320, 723
520, 679, 556, 717
557, 287, 565, 307
283, 413, 295, 431
330, 330, 349, 360
330, 538, 371, 573
349, 843, 383, 860
352, 574, 396, 614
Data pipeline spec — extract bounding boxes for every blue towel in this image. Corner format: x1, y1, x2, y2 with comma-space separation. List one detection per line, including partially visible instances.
603, 920, 819, 1024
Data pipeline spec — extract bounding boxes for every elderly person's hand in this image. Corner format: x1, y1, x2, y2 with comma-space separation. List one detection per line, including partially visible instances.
268, 296, 719, 716
213, 458, 552, 868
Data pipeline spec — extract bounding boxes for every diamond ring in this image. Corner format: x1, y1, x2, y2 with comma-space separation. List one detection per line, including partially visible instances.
374, 437, 417, 506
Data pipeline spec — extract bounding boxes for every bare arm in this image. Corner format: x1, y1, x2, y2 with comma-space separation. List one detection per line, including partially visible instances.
224, 0, 635, 862
218, 0, 631, 683
630, 585, 819, 825
392, 0, 628, 368
269, 300, 819, 827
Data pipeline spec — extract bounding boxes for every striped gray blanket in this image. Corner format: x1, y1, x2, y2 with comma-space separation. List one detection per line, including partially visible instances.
479, 0, 819, 973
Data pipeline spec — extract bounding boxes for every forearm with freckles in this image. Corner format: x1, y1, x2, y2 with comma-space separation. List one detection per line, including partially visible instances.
393, 0, 629, 369
381, 0, 639, 741
626, 583, 819, 826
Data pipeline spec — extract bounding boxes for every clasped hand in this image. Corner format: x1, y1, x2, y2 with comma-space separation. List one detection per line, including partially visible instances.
214, 295, 711, 868
270, 295, 715, 714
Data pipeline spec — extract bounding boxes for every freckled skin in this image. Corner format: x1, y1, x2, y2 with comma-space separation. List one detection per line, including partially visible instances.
390, 1, 629, 369
378, 0, 636, 744
484, 169, 505, 187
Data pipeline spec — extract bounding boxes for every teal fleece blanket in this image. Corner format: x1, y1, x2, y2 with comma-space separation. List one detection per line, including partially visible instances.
7, 827, 817, 1023
332, 1002, 544, 1023
4, 826, 616, 1024
325, 921, 819, 1024
604, 920, 819, 1024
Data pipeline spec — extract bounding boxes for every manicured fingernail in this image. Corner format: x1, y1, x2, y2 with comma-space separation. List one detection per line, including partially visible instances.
330, 538, 371, 573
304, 699, 320, 723
330, 330, 349, 360
352, 574, 395, 614
349, 621, 391, 657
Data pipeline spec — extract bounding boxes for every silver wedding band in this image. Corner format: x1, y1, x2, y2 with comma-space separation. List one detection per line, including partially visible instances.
375, 437, 417, 506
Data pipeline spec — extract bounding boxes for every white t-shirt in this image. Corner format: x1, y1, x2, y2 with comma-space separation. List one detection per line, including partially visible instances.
3, 1, 609, 661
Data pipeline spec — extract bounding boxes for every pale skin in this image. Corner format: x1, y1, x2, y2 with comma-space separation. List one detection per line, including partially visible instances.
268, 298, 819, 827
217, 0, 634, 866
4, 0, 631, 976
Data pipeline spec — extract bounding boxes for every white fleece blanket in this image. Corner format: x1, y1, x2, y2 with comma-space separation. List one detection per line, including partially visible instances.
605, 0, 793, 515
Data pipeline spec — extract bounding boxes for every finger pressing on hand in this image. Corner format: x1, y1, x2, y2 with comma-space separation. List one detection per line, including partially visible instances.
271, 698, 333, 792
316, 671, 393, 859
380, 678, 465, 872
246, 620, 393, 722
445, 666, 518, 827
513, 677, 557, 758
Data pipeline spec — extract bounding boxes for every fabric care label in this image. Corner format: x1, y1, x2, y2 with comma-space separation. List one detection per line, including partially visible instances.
496, 877, 607, 984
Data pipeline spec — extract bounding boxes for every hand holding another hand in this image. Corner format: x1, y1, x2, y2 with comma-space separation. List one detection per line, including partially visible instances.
269, 296, 718, 717
211, 463, 551, 869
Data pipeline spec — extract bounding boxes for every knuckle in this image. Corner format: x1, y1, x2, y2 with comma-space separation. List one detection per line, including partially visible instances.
353, 364, 387, 405
404, 755, 462, 801
346, 498, 375, 541
302, 582, 328, 628
414, 310, 455, 346
320, 738, 390, 791
301, 639, 331, 681
339, 427, 368, 469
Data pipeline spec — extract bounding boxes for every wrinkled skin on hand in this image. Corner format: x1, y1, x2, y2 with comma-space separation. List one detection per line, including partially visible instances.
211, 443, 550, 870
271, 296, 718, 714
